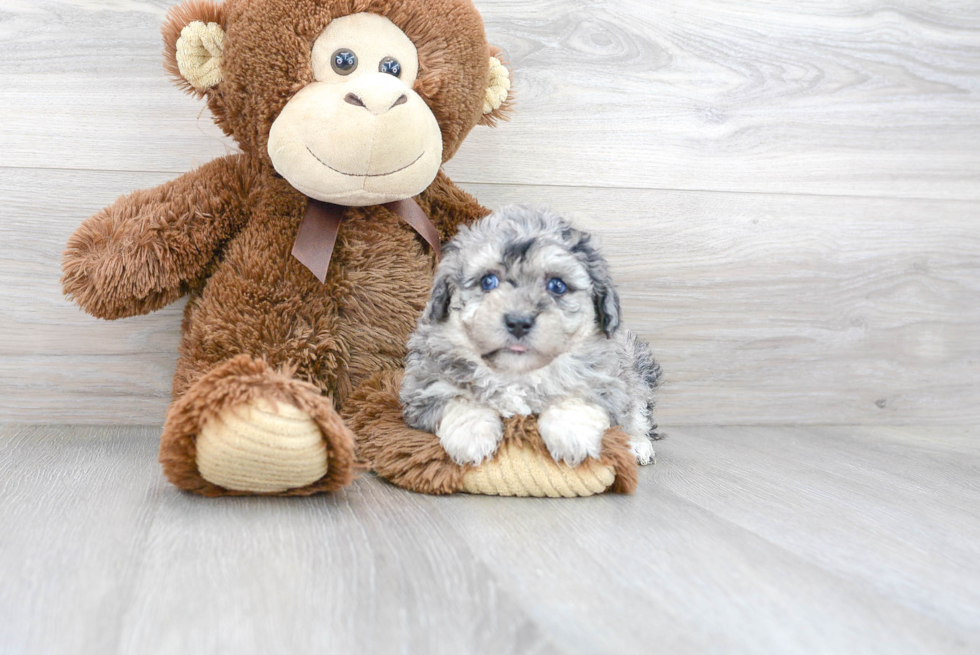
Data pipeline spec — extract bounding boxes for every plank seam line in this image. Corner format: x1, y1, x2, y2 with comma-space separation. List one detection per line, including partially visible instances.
2, 165, 979, 204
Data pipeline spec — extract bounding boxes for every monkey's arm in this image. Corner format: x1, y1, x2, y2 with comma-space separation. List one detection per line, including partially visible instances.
62, 154, 261, 320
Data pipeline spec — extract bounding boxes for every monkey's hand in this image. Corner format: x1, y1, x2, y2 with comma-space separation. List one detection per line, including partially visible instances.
62, 154, 259, 319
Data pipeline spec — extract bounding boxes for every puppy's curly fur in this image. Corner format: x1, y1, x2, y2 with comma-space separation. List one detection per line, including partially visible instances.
400, 205, 662, 467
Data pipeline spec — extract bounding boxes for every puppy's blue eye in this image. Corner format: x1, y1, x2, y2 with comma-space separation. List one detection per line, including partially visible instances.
480, 274, 499, 292
547, 278, 567, 295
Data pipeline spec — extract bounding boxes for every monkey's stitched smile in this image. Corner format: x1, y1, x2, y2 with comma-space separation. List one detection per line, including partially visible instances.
306, 147, 425, 177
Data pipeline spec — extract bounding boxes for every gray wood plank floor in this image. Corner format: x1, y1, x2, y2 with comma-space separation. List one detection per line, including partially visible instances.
2, 425, 978, 655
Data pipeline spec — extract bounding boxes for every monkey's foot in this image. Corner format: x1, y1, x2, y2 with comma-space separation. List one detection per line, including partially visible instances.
196, 397, 328, 493
160, 355, 357, 497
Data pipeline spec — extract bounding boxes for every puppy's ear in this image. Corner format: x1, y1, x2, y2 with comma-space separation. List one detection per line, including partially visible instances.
569, 230, 621, 337
426, 270, 453, 323
592, 277, 622, 337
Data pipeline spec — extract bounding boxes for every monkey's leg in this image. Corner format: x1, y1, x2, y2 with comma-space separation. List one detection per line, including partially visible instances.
159, 355, 356, 496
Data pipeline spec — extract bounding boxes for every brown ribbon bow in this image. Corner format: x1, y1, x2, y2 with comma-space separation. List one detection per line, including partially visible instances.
291, 198, 442, 283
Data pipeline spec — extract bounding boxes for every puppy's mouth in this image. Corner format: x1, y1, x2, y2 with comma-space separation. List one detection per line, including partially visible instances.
482, 343, 531, 360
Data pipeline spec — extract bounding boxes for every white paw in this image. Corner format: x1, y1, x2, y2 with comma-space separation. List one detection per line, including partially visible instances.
538, 399, 610, 467
630, 437, 656, 466
436, 401, 504, 466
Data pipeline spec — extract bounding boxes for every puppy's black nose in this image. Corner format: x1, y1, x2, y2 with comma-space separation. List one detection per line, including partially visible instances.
504, 313, 535, 338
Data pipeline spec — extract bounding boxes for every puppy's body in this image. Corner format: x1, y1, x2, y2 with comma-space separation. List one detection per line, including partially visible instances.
401, 206, 661, 466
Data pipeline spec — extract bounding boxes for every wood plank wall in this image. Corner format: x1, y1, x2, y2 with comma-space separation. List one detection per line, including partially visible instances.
1, 0, 978, 426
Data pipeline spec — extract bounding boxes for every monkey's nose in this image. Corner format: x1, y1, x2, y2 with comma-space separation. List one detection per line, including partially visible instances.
345, 92, 408, 115
344, 92, 366, 108
504, 313, 535, 338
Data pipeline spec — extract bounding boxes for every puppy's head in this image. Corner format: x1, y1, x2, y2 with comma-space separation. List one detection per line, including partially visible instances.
424, 205, 621, 374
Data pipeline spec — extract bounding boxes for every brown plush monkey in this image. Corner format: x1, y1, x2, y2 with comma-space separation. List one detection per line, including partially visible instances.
61, 0, 514, 496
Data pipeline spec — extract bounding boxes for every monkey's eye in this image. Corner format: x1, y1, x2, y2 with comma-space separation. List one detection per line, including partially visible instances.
481, 274, 499, 292
331, 49, 358, 75
547, 278, 567, 295
379, 57, 402, 77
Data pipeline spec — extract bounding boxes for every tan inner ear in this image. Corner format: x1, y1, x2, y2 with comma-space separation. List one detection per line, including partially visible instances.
483, 56, 511, 114
176, 20, 225, 90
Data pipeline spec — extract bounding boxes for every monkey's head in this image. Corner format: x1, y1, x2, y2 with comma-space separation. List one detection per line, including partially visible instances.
163, 0, 513, 206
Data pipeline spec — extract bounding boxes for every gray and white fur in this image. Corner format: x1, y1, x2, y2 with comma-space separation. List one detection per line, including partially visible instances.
400, 205, 662, 467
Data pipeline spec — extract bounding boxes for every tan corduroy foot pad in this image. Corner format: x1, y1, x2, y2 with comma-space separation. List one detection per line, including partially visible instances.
460, 441, 616, 497
196, 397, 328, 493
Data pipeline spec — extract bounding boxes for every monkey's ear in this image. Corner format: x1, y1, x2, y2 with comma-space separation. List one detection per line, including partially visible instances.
479, 46, 514, 127
163, 0, 227, 97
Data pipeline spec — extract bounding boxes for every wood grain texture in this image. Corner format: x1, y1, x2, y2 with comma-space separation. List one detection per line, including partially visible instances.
1, 1, 978, 198
431, 424, 980, 654
2, 168, 977, 425
1, 0, 978, 425
2, 424, 978, 654
0, 425, 560, 655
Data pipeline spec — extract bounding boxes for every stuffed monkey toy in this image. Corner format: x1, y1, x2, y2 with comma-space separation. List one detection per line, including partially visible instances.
62, 0, 514, 496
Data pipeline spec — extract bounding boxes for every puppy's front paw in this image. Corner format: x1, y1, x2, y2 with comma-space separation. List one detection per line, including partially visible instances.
436, 401, 504, 466
630, 436, 656, 466
538, 399, 610, 467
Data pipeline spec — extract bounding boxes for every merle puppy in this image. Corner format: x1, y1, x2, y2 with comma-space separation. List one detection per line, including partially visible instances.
400, 205, 661, 467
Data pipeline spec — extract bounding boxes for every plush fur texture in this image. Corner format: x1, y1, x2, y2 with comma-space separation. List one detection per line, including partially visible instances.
400, 206, 663, 467
164, 0, 227, 97
63, 0, 513, 496
479, 46, 513, 126
345, 370, 638, 495
162, 0, 499, 162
